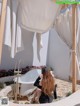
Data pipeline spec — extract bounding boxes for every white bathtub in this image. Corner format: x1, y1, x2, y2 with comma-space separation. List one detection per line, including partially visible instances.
14, 69, 41, 95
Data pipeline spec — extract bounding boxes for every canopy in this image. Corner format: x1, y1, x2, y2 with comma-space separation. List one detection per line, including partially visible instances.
4, 0, 60, 59
18, 0, 60, 33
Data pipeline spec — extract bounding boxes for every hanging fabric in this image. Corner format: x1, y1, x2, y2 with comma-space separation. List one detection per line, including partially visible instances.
4, 0, 11, 48
54, 6, 80, 80
54, 8, 72, 48
76, 6, 80, 80
4, 0, 60, 61
17, 0, 60, 61
4, 0, 23, 58
36, 33, 43, 62
18, 0, 60, 33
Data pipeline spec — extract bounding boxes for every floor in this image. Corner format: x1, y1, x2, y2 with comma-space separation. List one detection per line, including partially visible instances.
55, 78, 80, 97
0, 78, 80, 104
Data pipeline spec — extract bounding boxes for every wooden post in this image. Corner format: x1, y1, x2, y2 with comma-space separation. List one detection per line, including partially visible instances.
72, 4, 77, 92
14, 61, 21, 102
0, 0, 7, 63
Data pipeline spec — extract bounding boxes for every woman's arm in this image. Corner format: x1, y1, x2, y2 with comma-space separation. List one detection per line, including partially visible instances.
54, 84, 57, 99
34, 76, 42, 89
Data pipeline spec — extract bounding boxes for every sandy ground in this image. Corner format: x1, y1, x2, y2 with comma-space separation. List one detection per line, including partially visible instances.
0, 78, 80, 104
55, 78, 80, 97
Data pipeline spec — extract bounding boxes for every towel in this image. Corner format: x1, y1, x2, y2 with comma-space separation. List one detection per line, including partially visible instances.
4, 0, 23, 58
36, 33, 43, 62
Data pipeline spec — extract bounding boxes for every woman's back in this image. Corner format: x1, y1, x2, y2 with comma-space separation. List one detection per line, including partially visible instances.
33, 67, 57, 103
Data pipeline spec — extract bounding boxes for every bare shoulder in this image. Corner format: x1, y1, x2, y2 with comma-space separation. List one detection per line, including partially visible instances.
50, 71, 55, 77
39, 74, 43, 79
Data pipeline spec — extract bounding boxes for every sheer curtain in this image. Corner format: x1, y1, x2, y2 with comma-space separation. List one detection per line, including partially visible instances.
54, 6, 80, 80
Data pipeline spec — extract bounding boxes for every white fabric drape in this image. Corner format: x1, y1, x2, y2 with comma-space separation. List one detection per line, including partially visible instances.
4, 0, 11, 47
4, 0, 60, 61
76, 7, 80, 79
55, 8, 72, 48
18, 0, 60, 33
17, 0, 60, 61
54, 7, 80, 80
36, 33, 43, 62
77, 7, 80, 60
4, 0, 23, 58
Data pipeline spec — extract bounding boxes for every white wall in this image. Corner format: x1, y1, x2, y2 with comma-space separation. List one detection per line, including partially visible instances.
0, 27, 71, 81
47, 29, 70, 80
0, 29, 49, 70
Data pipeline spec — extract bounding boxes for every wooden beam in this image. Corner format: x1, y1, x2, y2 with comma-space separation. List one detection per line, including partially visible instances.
72, 4, 77, 92
0, 0, 7, 63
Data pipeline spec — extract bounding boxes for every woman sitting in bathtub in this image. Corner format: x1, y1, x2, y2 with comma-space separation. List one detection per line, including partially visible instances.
32, 67, 57, 103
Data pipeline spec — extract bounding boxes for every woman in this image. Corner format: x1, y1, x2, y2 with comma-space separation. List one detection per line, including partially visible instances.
32, 67, 57, 103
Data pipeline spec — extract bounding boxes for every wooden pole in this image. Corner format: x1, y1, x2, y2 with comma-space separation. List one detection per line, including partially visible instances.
14, 61, 21, 102
0, 0, 7, 63
72, 4, 77, 92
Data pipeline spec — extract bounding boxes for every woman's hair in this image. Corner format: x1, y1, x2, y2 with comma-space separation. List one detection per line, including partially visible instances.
41, 67, 55, 96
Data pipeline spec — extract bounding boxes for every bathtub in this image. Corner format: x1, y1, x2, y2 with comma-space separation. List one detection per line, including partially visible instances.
14, 69, 41, 95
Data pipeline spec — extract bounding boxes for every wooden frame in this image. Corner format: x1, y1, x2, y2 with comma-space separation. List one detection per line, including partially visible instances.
72, 4, 77, 92
0, 0, 7, 63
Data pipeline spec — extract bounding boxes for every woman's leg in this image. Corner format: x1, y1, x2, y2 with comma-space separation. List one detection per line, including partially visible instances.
32, 88, 41, 103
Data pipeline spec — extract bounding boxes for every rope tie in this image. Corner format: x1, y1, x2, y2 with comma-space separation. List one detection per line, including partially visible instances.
70, 49, 77, 55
